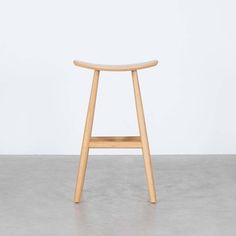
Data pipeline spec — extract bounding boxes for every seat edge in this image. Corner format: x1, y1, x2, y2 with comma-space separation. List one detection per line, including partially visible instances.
73, 60, 158, 71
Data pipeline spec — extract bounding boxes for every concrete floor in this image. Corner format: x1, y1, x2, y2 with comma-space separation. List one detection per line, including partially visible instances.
0, 155, 236, 236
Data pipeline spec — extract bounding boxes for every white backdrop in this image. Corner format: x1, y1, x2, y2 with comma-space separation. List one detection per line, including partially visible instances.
0, 0, 236, 155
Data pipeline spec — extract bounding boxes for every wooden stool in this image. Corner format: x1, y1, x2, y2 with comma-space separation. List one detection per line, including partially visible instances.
73, 60, 158, 203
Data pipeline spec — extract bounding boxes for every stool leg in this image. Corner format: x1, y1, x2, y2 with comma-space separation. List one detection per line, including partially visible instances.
74, 70, 100, 203
132, 70, 157, 203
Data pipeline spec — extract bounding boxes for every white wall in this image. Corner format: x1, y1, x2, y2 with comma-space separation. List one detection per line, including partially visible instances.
0, 0, 236, 155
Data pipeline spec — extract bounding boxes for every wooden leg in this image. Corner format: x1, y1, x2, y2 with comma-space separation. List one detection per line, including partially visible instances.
132, 70, 157, 203
74, 70, 100, 203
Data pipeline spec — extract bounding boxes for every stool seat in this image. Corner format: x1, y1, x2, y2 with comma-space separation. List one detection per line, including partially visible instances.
73, 60, 158, 71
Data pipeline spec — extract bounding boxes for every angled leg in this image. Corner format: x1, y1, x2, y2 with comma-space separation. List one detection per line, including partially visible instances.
74, 70, 100, 203
132, 70, 157, 203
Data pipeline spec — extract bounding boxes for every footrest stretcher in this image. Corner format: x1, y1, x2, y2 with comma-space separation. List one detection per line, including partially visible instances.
89, 136, 142, 148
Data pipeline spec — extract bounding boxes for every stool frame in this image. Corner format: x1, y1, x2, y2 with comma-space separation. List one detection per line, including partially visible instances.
73, 60, 158, 203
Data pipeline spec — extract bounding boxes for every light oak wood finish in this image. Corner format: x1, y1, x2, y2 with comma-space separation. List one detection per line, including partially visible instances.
74, 70, 100, 203
89, 136, 142, 148
132, 70, 157, 203
73, 60, 158, 72
74, 60, 158, 203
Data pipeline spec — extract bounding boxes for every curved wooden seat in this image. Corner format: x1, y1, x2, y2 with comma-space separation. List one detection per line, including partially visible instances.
73, 60, 158, 71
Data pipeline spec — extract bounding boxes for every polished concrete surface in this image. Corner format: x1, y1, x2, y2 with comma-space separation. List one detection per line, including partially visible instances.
0, 155, 236, 236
